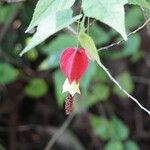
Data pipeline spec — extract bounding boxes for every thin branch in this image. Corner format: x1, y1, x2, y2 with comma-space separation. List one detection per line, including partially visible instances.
98, 18, 150, 51
44, 113, 75, 150
140, 6, 150, 35
98, 61, 150, 115
67, 26, 78, 36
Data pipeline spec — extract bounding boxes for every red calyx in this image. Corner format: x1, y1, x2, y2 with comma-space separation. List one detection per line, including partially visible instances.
60, 48, 88, 83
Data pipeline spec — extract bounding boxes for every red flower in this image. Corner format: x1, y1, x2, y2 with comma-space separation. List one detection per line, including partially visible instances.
60, 48, 88, 96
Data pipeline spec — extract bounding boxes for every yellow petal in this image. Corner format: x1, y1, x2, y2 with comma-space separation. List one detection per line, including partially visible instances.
62, 79, 80, 96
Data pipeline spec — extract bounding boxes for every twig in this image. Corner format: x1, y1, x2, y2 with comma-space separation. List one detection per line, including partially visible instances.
98, 61, 150, 115
44, 113, 75, 150
67, 26, 78, 36
98, 18, 150, 51
140, 6, 150, 35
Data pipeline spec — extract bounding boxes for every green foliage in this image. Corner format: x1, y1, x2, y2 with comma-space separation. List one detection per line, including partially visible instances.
41, 34, 77, 55
104, 140, 124, 150
90, 115, 129, 141
21, 9, 81, 55
113, 71, 134, 98
79, 29, 100, 63
124, 141, 140, 150
25, 49, 38, 61
90, 115, 111, 140
26, 0, 76, 31
39, 34, 77, 70
110, 116, 129, 140
0, 1, 146, 150
89, 24, 110, 45
128, 0, 150, 9
0, 144, 5, 150
24, 78, 48, 98
126, 7, 143, 30
89, 115, 139, 150
0, 63, 18, 84
121, 34, 141, 57
82, 0, 127, 40
0, 5, 16, 23
53, 71, 66, 107
111, 34, 141, 59
94, 66, 109, 82
92, 84, 110, 101
80, 84, 110, 109
80, 61, 97, 91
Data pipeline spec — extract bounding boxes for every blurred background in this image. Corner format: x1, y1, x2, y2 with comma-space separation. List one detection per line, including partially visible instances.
0, 0, 150, 150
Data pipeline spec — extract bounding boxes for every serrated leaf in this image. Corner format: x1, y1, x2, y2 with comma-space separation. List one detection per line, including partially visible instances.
82, 0, 127, 40
0, 63, 18, 84
24, 78, 48, 98
79, 30, 100, 63
104, 140, 124, 150
26, 0, 76, 32
128, 0, 150, 9
21, 9, 81, 55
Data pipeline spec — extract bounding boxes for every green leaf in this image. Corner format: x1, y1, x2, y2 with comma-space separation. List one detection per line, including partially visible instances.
113, 71, 134, 98
77, 83, 110, 111
26, 0, 76, 32
89, 24, 110, 46
124, 141, 140, 150
53, 70, 66, 107
126, 7, 143, 30
122, 34, 141, 57
24, 78, 48, 98
128, 0, 150, 9
0, 144, 5, 150
41, 34, 77, 55
90, 115, 111, 140
39, 34, 77, 70
82, 0, 127, 40
80, 61, 97, 91
79, 30, 100, 63
110, 34, 141, 59
93, 84, 110, 101
104, 140, 124, 150
21, 9, 81, 55
94, 66, 108, 82
110, 116, 129, 140
38, 49, 62, 70
0, 63, 18, 84
0, 5, 16, 24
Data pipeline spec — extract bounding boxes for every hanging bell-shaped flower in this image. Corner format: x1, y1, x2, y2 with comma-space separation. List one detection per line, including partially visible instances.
60, 48, 88, 96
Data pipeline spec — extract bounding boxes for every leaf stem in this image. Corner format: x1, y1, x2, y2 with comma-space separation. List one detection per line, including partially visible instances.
98, 61, 150, 115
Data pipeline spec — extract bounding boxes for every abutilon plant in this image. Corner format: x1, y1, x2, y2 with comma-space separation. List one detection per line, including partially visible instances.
60, 47, 88, 114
